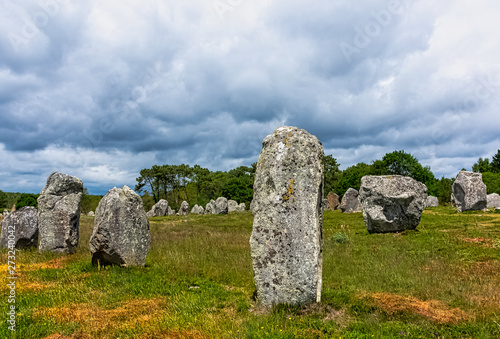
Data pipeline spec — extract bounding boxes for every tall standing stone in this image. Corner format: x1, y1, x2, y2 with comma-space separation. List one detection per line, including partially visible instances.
250, 126, 324, 308
359, 175, 427, 234
340, 188, 362, 213
1, 206, 38, 249
451, 171, 487, 212
89, 186, 151, 267
327, 192, 340, 210
38, 172, 83, 254
146, 199, 169, 217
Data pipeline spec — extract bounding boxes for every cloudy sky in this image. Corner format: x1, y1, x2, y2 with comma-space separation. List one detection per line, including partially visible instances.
1, 0, 499, 195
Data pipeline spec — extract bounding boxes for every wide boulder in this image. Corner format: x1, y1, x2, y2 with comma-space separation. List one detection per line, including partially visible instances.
1, 206, 38, 249
228, 200, 239, 212
327, 192, 340, 210
146, 199, 169, 217
38, 172, 83, 254
214, 197, 228, 214
451, 171, 487, 212
178, 201, 190, 216
340, 188, 362, 213
359, 175, 427, 234
250, 126, 323, 308
89, 186, 150, 267
425, 196, 439, 208
487, 193, 500, 208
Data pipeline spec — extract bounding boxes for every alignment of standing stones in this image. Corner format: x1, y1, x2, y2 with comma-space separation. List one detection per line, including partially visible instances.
250, 126, 324, 308
38, 172, 83, 254
359, 175, 427, 234
89, 186, 151, 267
451, 171, 487, 212
1, 206, 38, 249
340, 188, 362, 213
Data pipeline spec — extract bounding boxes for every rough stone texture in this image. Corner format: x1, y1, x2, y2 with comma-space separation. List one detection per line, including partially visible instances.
425, 196, 439, 208
228, 199, 239, 212
327, 192, 340, 210
89, 186, 150, 267
451, 171, 487, 212
146, 199, 169, 217
250, 126, 324, 308
250, 199, 255, 213
238, 203, 246, 211
359, 175, 427, 234
88, 211, 95, 216
205, 200, 216, 214
38, 172, 83, 254
322, 198, 330, 211
3, 210, 9, 216
191, 204, 205, 214
167, 206, 174, 215
179, 201, 190, 216
340, 188, 362, 213
214, 197, 228, 215
487, 193, 500, 208
1, 206, 38, 249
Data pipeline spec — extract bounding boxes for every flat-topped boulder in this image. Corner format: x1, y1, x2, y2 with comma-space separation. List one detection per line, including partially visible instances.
451, 171, 487, 212
89, 186, 150, 267
359, 175, 427, 234
38, 172, 83, 254
340, 188, 362, 213
1, 206, 38, 249
250, 126, 323, 308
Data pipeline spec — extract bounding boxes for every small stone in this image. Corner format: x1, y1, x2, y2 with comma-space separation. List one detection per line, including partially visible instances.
340, 188, 362, 213
191, 204, 205, 214
425, 196, 439, 208
205, 200, 216, 214
238, 203, 246, 211
179, 201, 190, 216
89, 186, 150, 267
214, 197, 228, 215
487, 193, 500, 208
88, 211, 95, 216
147, 199, 169, 217
327, 192, 340, 210
228, 200, 239, 212
1, 206, 38, 249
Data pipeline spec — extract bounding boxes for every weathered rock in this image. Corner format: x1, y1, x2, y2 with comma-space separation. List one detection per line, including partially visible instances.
89, 186, 150, 267
191, 204, 205, 214
3, 209, 9, 216
87, 211, 95, 216
179, 201, 190, 216
359, 175, 427, 234
205, 200, 216, 214
38, 172, 83, 254
238, 203, 246, 211
425, 196, 439, 208
322, 198, 330, 210
214, 197, 228, 215
487, 193, 500, 208
250, 126, 324, 308
228, 199, 239, 212
340, 188, 362, 213
451, 171, 487, 212
147, 199, 169, 217
1, 206, 38, 249
167, 206, 174, 215
327, 192, 340, 210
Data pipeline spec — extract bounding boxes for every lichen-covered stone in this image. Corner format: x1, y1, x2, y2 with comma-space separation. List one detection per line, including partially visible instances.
238, 203, 246, 211
179, 201, 190, 216
425, 196, 439, 208
359, 175, 427, 234
205, 200, 216, 214
487, 193, 500, 208
1, 206, 38, 249
146, 199, 169, 217
250, 126, 324, 308
89, 186, 150, 267
327, 192, 340, 210
228, 200, 239, 212
214, 197, 228, 215
451, 171, 487, 212
38, 172, 83, 254
340, 188, 362, 213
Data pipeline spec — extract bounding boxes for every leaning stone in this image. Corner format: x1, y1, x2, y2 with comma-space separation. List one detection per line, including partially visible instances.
179, 201, 190, 216
425, 196, 439, 208
451, 171, 487, 212
228, 200, 239, 212
359, 175, 427, 234
250, 126, 324, 308
214, 197, 228, 215
89, 186, 150, 267
487, 193, 500, 208
1, 206, 38, 249
327, 192, 340, 210
340, 188, 362, 213
147, 199, 169, 217
38, 172, 83, 254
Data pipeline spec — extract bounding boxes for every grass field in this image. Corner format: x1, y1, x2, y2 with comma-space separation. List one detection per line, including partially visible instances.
1, 207, 500, 338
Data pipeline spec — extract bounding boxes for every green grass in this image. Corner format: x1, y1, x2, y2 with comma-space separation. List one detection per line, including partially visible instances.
1, 207, 500, 338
